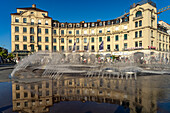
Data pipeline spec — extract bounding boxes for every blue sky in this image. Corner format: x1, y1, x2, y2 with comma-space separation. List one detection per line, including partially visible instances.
0, 0, 169, 52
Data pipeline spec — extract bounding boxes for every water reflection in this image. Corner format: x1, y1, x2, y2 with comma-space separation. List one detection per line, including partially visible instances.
12, 75, 170, 113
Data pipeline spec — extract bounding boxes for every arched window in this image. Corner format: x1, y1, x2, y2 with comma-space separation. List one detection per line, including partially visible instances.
136, 11, 142, 17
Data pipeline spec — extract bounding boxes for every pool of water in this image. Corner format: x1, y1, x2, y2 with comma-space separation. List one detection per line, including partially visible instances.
0, 75, 170, 113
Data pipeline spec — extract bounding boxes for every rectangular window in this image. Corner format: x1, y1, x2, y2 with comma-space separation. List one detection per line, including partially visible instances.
15, 17, 19, 22
151, 30, 153, 37
38, 20, 41, 24
15, 26, 19, 32
76, 30, 79, 34
23, 44, 27, 50
84, 38, 87, 43
159, 34, 161, 40
38, 45, 42, 50
53, 46, 57, 52
91, 37, 94, 43
53, 30, 56, 34
135, 41, 138, 47
45, 37, 49, 42
107, 45, 110, 50
91, 29, 95, 34
30, 28, 34, 34
69, 46, 72, 50
69, 39, 72, 43
77, 46, 79, 50
31, 19, 34, 25
84, 46, 87, 50
45, 20, 48, 25
139, 20, 142, 26
30, 36, 34, 43
38, 28, 41, 34
107, 36, 110, 42
91, 45, 94, 50
84, 30, 87, 34
45, 45, 49, 50
124, 34, 127, 40
139, 41, 142, 47
23, 36, 27, 42
45, 29, 48, 34
99, 30, 102, 33
151, 20, 153, 27
124, 43, 127, 49
61, 38, 64, 43
115, 27, 119, 31
115, 45, 119, 51
23, 27, 27, 33
69, 31, 72, 34
15, 44, 19, 50
15, 35, 19, 41
151, 41, 153, 46
135, 32, 138, 38
23, 18, 27, 23
99, 37, 102, 42
53, 38, 56, 43
38, 36, 41, 42
115, 35, 119, 41
76, 38, 79, 43
135, 22, 138, 27
61, 30, 64, 34
139, 31, 142, 37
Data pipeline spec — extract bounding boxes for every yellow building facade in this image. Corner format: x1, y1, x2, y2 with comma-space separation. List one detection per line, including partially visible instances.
11, 0, 170, 59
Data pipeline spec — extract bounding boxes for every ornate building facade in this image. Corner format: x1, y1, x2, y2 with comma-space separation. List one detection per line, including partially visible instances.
11, 0, 170, 59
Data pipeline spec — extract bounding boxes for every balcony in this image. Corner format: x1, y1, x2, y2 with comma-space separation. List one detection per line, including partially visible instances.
133, 16, 143, 21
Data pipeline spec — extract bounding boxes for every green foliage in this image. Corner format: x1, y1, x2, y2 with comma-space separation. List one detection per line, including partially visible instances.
96, 54, 100, 58
112, 55, 116, 60
0, 50, 7, 58
7, 53, 14, 59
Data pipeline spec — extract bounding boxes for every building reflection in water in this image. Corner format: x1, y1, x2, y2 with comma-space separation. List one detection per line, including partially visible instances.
12, 75, 160, 113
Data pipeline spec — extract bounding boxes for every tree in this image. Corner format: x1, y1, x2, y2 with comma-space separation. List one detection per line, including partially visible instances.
7, 53, 14, 59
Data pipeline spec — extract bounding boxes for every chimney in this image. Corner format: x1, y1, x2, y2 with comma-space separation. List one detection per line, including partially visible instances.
97, 19, 101, 22
32, 4, 36, 8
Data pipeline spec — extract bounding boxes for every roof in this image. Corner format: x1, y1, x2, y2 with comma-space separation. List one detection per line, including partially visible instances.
17, 7, 48, 12
10, 13, 20, 15
130, 0, 156, 9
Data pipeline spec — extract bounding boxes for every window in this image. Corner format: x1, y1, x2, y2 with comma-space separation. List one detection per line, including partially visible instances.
84, 30, 87, 34
45, 29, 48, 34
31, 19, 34, 25
124, 43, 127, 49
92, 23, 95, 27
23, 27, 27, 33
151, 30, 153, 37
91, 45, 94, 50
61, 24, 64, 27
53, 46, 56, 52
42, 13, 45, 16
84, 46, 87, 50
139, 20, 142, 26
15, 44, 19, 50
76, 30, 79, 34
30, 27, 34, 34
99, 37, 102, 42
115, 45, 119, 51
16, 93, 20, 99
135, 31, 138, 38
31, 12, 34, 14
38, 45, 42, 50
20, 11, 23, 14
99, 22, 102, 26
61, 30, 64, 34
107, 36, 110, 42
45, 20, 48, 25
15, 17, 19, 22
23, 18, 27, 23
135, 41, 138, 47
61, 38, 64, 43
159, 34, 161, 40
107, 28, 110, 32
24, 102, 28, 107
53, 30, 56, 34
23, 36, 27, 42
139, 41, 142, 47
151, 41, 153, 46
23, 44, 27, 50
15, 35, 19, 41
76, 24, 80, 27
115, 27, 119, 31
53, 38, 56, 43
69, 39, 72, 43
136, 11, 142, 17
91, 29, 95, 34
108, 21, 111, 25
99, 29, 102, 33
139, 31, 142, 37
38, 28, 41, 34
124, 25, 128, 29
124, 34, 127, 40
30, 36, 34, 43
38, 36, 41, 42
84, 24, 87, 27
38, 20, 41, 24
45, 37, 49, 42
115, 35, 119, 41
84, 38, 87, 43
107, 45, 110, 50
45, 45, 49, 50
77, 46, 79, 50
76, 38, 79, 43
116, 20, 120, 23
69, 31, 72, 34
68, 46, 72, 51
91, 37, 94, 43
151, 20, 153, 27
135, 22, 138, 27
15, 26, 19, 32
